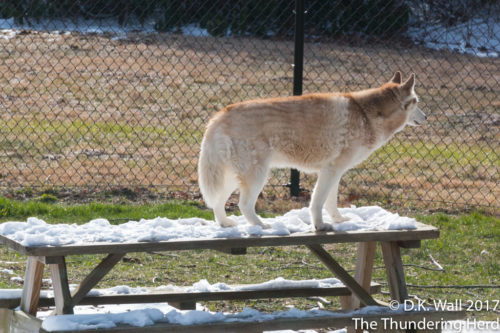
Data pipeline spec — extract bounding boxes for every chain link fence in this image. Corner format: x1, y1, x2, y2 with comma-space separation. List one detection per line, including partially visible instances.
0, 0, 498, 212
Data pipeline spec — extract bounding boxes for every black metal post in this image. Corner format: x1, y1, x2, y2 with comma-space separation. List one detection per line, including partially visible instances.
290, 0, 304, 197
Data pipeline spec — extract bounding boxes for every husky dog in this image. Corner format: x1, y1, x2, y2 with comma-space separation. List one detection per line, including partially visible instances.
198, 72, 426, 231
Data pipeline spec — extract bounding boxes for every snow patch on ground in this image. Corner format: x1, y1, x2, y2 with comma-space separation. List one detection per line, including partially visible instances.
180, 24, 210, 37
408, 17, 500, 57
1, 14, 498, 58
9, 276, 23, 283
0, 206, 416, 247
1, 266, 25, 283
0, 17, 209, 40
0, 17, 156, 35
0, 267, 14, 275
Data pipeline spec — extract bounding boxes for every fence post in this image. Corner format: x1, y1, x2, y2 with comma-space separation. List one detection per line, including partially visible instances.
290, 0, 304, 197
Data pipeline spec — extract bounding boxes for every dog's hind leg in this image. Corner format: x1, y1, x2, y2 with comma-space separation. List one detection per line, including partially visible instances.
237, 166, 271, 229
213, 175, 238, 228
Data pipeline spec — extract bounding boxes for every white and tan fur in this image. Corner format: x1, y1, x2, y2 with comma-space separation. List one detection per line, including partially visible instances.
198, 72, 426, 231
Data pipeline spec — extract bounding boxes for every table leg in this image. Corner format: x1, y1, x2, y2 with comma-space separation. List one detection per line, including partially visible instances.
382, 241, 418, 333
341, 241, 377, 310
71, 253, 125, 306
381, 241, 409, 302
45, 253, 124, 316
49, 257, 74, 315
20, 257, 45, 316
307, 244, 378, 306
340, 242, 376, 333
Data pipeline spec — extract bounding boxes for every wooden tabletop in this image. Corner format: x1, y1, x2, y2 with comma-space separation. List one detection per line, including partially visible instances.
0, 222, 438, 257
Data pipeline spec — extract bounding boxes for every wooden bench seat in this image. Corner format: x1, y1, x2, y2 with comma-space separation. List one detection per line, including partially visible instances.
0, 282, 382, 310
56, 310, 464, 333
1, 307, 465, 333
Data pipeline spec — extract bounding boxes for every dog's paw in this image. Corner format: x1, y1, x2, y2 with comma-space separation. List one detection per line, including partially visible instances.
261, 223, 272, 230
250, 222, 272, 230
331, 215, 350, 224
248, 223, 271, 235
314, 222, 335, 232
219, 218, 237, 228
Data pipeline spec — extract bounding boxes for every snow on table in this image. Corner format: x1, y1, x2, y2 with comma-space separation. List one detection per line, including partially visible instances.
184, 277, 343, 293
0, 277, 344, 300
39, 304, 403, 332
0, 283, 487, 332
33, 297, 494, 333
0, 206, 416, 247
0, 277, 395, 331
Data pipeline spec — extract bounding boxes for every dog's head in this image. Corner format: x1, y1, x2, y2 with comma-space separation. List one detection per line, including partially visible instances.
387, 71, 427, 127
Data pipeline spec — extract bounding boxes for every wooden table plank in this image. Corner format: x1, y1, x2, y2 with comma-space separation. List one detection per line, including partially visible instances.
0, 283, 382, 309
49, 257, 73, 315
381, 241, 409, 302
0, 222, 439, 257
37, 309, 465, 333
352, 241, 377, 309
20, 257, 44, 316
1, 309, 41, 333
341, 241, 377, 311
344, 242, 377, 333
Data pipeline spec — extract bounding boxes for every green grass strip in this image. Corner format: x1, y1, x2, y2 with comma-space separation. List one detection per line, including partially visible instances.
0, 197, 214, 224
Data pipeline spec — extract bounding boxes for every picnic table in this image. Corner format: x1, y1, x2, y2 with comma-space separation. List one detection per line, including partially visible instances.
0, 221, 464, 332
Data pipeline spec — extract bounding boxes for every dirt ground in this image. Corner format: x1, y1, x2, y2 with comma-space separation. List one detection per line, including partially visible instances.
0, 30, 498, 213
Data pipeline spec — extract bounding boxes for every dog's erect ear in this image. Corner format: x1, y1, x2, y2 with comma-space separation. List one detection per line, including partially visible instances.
401, 73, 415, 92
389, 71, 402, 84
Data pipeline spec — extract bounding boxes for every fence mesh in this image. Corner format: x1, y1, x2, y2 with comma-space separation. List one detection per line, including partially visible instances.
0, 0, 498, 211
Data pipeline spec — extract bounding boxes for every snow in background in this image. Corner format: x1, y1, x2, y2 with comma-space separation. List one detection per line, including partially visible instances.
408, 16, 500, 57
0, 17, 156, 37
1, 13, 499, 58
0, 17, 208, 41
0, 206, 417, 247
181, 23, 210, 37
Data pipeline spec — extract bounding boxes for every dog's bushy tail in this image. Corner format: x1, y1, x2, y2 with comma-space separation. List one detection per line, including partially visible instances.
198, 119, 228, 208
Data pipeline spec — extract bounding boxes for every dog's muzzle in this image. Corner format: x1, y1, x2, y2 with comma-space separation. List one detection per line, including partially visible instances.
412, 107, 427, 126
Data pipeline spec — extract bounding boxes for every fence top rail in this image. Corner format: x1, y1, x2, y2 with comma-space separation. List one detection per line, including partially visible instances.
0, 222, 438, 257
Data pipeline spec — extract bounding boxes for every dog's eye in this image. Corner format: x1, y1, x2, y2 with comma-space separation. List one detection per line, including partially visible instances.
404, 98, 416, 109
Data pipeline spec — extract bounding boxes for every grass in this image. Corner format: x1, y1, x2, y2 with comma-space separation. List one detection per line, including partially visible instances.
299, 138, 499, 214
0, 117, 203, 154
0, 198, 498, 320
0, 197, 213, 224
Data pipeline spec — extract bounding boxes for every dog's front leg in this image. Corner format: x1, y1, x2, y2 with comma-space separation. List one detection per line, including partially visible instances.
325, 174, 350, 223
310, 167, 338, 231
